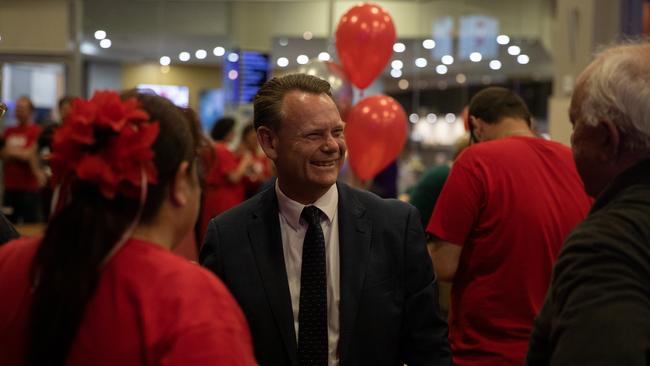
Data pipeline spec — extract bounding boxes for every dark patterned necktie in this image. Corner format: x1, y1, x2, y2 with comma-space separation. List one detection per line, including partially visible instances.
298, 205, 328, 366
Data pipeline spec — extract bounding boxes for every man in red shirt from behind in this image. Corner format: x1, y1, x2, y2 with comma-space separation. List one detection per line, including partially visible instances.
427, 87, 592, 366
2, 96, 44, 223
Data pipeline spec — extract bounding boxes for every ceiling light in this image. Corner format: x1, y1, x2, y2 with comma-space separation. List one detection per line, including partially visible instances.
99, 39, 111, 49
436, 64, 448, 74
318, 52, 330, 61
426, 113, 437, 123
445, 113, 456, 123
496, 35, 510, 45
489, 60, 502, 70
94, 30, 106, 40
213, 47, 225, 56
393, 42, 405, 53
303, 31, 313, 40
227, 53, 239, 62
507, 45, 521, 56
179, 52, 190, 62
469, 52, 482, 62
398, 79, 409, 90
390, 69, 402, 78
228, 70, 238, 80
195, 49, 207, 59
391, 60, 403, 70
277, 57, 289, 67
441, 55, 454, 65
517, 54, 530, 64
297, 54, 309, 65
160, 56, 171, 66
409, 113, 419, 123
422, 39, 436, 49
456, 73, 467, 84
279, 38, 289, 46
415, 58, 427, 68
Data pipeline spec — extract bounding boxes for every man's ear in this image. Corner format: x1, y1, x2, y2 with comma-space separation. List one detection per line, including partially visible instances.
596, 119, 621, 163
470, 116, 484, 140
257, 126, 278, 160
170, 161, 191, 207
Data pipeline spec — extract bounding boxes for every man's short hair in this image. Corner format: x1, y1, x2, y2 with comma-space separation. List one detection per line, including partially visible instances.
578, 42, 650, 151
253, 73, 332, 131
468, 87, 532, 125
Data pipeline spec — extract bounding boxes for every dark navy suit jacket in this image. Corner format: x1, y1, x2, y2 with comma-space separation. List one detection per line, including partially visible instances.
200, 182, 450, 366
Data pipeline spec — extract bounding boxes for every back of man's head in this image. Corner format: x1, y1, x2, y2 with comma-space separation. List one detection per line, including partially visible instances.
468, 87, 532, 125
577, 42, 650, 152
253, 73, 332, 131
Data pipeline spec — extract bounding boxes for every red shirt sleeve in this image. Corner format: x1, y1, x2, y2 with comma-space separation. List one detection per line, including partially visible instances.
426, 152, 485, 246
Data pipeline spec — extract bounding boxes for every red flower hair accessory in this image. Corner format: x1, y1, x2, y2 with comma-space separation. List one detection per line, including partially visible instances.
50, 91, 159, 199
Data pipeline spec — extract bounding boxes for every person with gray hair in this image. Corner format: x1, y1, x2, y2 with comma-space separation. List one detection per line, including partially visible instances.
527, 42, 650, 365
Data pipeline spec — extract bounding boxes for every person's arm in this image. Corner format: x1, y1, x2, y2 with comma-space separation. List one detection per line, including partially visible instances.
427, 240, 462, 282
227, 152, 254, 184
199, 220, 224, 279
400, 206, 452, 366
529, 213, 650, 366
0, 213, 19, 245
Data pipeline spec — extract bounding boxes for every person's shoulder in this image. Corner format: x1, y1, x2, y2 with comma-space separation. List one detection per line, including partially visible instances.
116, 240, 231, 296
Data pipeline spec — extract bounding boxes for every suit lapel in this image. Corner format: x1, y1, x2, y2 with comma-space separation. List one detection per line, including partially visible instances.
247, 188, 299, 366
337, 183, 372, 364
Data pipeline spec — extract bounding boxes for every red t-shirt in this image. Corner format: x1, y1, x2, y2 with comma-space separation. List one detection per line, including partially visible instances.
200, 143, 247, 237
3, 124, 42, 191
0, 237, 257, 366
427, 136, 592, 366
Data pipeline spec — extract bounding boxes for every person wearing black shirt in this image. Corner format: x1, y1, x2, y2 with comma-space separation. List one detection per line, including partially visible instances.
527, 42, 650, 365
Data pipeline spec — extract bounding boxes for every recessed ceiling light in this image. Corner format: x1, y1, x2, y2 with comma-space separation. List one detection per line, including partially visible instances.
277, 57, 289, 67
227, 53, 239, 62
296, 54, 309, 65
517, 54, 530, 64
489, 60, 502, 70
99, 39, 111, 48
390, 69, 402, 78
393, 42, 406, 53
179, 51, 190, 62
415, 58, 427, 68
94, 30, 106, 40
436, 64, 448, 74
469, 52, 482, 62
441, 55, 454, 65
213, 47, 225, 56
508, 45, 521, 56
318, 52, 330, 61
160, 56, 171, 66
195, 49, 207, 59
497, 35, 510, 45
422, 39, 436, 49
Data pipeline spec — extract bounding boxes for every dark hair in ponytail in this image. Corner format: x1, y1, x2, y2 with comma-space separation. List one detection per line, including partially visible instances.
27, 93, 198, 366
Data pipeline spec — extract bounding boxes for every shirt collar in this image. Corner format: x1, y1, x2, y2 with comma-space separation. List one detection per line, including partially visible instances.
275, 181, 338, 231
591, 158, 650, 213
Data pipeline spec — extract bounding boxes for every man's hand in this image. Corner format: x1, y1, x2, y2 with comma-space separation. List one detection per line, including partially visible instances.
427, 240, 462, 282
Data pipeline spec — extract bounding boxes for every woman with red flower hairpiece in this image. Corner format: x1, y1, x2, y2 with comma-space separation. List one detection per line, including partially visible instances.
0, 91, 257, 366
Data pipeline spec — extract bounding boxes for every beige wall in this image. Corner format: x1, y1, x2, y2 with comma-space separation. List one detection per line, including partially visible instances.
121, 63, 222, 110
0, 0, 70, 54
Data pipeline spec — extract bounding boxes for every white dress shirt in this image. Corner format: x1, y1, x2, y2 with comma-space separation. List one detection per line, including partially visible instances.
276, 182, 340, 366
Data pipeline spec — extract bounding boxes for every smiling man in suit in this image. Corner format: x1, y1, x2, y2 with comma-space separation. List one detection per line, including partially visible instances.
200, 73, 450, 366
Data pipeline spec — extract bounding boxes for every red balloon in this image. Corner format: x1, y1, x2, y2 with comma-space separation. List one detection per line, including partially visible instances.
335, 3, 396, 89
345, 95, 407, 181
